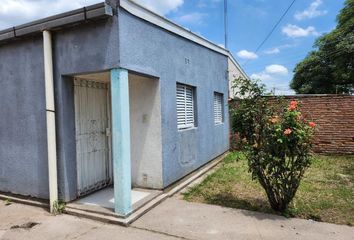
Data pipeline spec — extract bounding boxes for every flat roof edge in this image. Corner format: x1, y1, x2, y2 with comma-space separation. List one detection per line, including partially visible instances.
120, 0, 229, 56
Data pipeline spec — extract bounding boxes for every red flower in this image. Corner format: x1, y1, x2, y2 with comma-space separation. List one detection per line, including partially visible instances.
284, 128, 292, 135
288, 100, 298, 111
309, 122, 316, 128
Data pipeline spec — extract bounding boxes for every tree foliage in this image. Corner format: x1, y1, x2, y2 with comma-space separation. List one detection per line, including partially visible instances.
291, 0, 354, 94
231, 78, 315, 212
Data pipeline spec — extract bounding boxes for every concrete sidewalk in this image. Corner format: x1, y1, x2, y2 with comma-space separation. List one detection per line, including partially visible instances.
1, 198, 353, 240
0, 200, 178, 240
132, 198, 354, 240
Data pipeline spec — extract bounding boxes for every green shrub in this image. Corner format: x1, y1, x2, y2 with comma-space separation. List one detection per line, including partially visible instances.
230, 78, 315, 212
52, 200, 66, 214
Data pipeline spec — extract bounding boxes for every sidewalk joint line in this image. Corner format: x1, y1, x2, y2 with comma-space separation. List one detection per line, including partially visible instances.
130, 225, 195, 240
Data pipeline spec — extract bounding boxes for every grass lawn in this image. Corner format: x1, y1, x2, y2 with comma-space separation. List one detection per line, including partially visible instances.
183, 152, 354, 226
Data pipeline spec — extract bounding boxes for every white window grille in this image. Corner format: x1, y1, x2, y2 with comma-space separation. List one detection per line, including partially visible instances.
176, 84, 195, 129
214, 92, 223, 124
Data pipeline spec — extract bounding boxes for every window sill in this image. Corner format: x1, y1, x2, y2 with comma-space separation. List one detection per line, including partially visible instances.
178, 127, 198, 132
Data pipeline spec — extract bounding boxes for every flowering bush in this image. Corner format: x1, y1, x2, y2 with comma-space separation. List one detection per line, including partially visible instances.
230, 78, 315, 212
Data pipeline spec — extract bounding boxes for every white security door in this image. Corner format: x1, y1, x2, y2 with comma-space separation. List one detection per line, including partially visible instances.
74, 79, 112, 196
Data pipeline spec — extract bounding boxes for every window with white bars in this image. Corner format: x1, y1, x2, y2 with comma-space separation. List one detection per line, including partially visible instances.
214, 92, 223, 124
176, 84, 195, 130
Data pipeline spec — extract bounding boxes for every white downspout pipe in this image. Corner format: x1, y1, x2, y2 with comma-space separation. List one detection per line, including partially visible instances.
43, 30, 58, 213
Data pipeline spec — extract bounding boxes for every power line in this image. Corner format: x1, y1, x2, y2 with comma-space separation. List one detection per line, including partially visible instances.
255, 0, 297, 53
243, 0, 297, 66
246, 49, 351, 72
224, 0, 228, 49
259, 35, 354, 58
245, 40, 354, 72
248, 49, 342, 68
246, 48, 351, 78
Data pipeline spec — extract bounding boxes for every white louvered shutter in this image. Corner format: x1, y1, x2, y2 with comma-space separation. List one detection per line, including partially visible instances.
214, 92, 223, 124
176, 84, 195, 129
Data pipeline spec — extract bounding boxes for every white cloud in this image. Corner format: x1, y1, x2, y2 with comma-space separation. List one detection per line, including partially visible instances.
132, 0, 183, 15
263, 44, 296, 55
251, 64, 288, 81
236, 50, 258, 60
295, 0, 327, 20
265, 64, 288, 75
0, 0, 102, 30
264, 48, 280, 55
282, 24, 319, 38
174, 12, 207, 25
250, 72, 273, 81
251, 63, 293, 95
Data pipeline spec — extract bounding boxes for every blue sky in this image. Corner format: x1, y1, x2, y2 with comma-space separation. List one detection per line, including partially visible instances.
162, 0, 345, 94
0, 0, 345, 94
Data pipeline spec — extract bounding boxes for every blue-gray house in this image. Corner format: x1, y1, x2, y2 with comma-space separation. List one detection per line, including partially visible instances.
0, 0, 246, 216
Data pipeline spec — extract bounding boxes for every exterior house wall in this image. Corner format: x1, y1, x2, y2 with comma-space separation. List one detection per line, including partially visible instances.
0, 36, 49, 199
119, 10, 229, 187
228, 58, 247, 98
53, 18, 120, 201
0, 4, 232, 199
129, 74, 163, 188
0, 17, 119, 201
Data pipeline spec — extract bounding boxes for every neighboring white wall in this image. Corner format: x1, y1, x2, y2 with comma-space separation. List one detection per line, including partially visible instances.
228, 57, 248, 99
129, 74, 163, 189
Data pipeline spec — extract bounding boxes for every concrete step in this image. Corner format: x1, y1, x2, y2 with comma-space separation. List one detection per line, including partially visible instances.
65, 203, 121, 218
64, 207, 129, 226
65, 193, 169, 226
125, 193, 168, 224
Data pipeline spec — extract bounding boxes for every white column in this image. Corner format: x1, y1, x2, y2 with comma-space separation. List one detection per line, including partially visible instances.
43, 30, 58, 213
110, 68, 132, 216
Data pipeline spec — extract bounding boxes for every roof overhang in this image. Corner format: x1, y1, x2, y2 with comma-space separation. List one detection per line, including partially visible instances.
0, 0, 247, 78
0, 2, 113, 44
